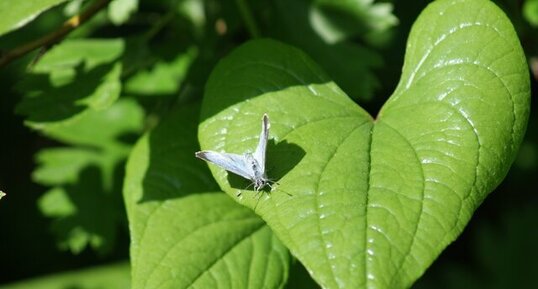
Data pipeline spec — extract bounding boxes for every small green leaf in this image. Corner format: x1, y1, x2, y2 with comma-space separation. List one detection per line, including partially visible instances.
0, 0, 69, 36
16, 39, 124, 131
198, 0, 530, 288
109, 0, 138, 25
33, 148, 103, 186
38, 187, 77, 217
124, 103, 290, 289
124, 47, 197, 97
38, 181, 119, 254
0, 262, 130, 289
271, 0, 383, 101
40, 96, 144, 147
524, 0, 538, 27
34, 99, 144, 254
311, 0, 398, 44
413, 203, 538, 289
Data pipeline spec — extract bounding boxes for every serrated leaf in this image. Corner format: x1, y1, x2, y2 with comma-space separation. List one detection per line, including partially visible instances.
524, 0, 538, 27
16, 39, 124, 131
41, 96, 144, 147
124, 47, 197, 97
311, 0, 398, 44
272, 0, 383, 101
177, 0, 206, 29
33, 148, 102, 186
124, 103, 290, 289
198, 1, 530, 288
0, 0, 69, 36
38, 187, 77, 216
34, 99, 144, 254
38, 175, 120, 254
63, 0, 84, 16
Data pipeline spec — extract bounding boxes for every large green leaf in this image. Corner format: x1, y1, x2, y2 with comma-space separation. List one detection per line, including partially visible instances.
197, 0, 530, 288
0, 0, 69, 36
124, 103, 290, 289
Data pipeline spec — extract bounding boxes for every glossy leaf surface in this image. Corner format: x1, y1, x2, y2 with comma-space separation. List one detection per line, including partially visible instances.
197, 0, 530, 288
124, 103, 290, 289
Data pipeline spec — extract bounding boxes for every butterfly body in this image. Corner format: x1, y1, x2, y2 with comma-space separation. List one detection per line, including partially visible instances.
196, 114, 272, 192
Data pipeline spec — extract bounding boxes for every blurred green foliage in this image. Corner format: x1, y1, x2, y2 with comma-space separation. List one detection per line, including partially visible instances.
0, 262, 130, 289
0, 0, 536, 288
524, 0, 538, 27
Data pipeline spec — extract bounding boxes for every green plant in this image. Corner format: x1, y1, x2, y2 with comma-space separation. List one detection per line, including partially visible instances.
0, 0, 533, 288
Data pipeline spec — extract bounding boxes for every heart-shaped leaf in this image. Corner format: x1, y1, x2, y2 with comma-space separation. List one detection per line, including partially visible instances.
197, 0, 530, 288
124, 103, 290, 289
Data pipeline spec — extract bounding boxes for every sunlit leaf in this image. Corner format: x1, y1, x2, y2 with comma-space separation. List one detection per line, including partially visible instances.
124, 102, 290, 289
198, 0, 530, 288
311, 0, 398, 44
177, 0, 206, 29
109, 0, 138, 25
33, 148, 102, 186
16, 39, 124, 131
0, 262, 130, 289
34, 99, 144, 254
124, 47, 197, 97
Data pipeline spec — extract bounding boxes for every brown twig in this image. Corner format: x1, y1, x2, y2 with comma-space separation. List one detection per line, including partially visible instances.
0, 0, 111, 68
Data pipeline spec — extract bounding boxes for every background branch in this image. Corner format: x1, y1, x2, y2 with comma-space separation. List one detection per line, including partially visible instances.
0, 0, 111, 68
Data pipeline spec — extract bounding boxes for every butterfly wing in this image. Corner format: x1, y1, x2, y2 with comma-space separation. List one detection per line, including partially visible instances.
195, 151, 254, 180
253, 114, 269, 174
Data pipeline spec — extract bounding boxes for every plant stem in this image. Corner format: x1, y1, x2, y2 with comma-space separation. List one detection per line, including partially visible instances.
0, 0, 112, 68
235, 0, 260, 38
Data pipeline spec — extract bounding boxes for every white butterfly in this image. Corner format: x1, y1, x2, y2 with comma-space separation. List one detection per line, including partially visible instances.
196, 114, 272, 191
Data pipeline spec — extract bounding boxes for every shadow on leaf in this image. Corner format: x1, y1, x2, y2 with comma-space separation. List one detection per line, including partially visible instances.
226, 139, 306, 192
138, 101, 219, 203
16, 62, 119, 123
46, 164, 124, 255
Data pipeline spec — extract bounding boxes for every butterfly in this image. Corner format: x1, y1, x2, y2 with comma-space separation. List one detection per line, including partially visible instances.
195, 114, 272, 192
